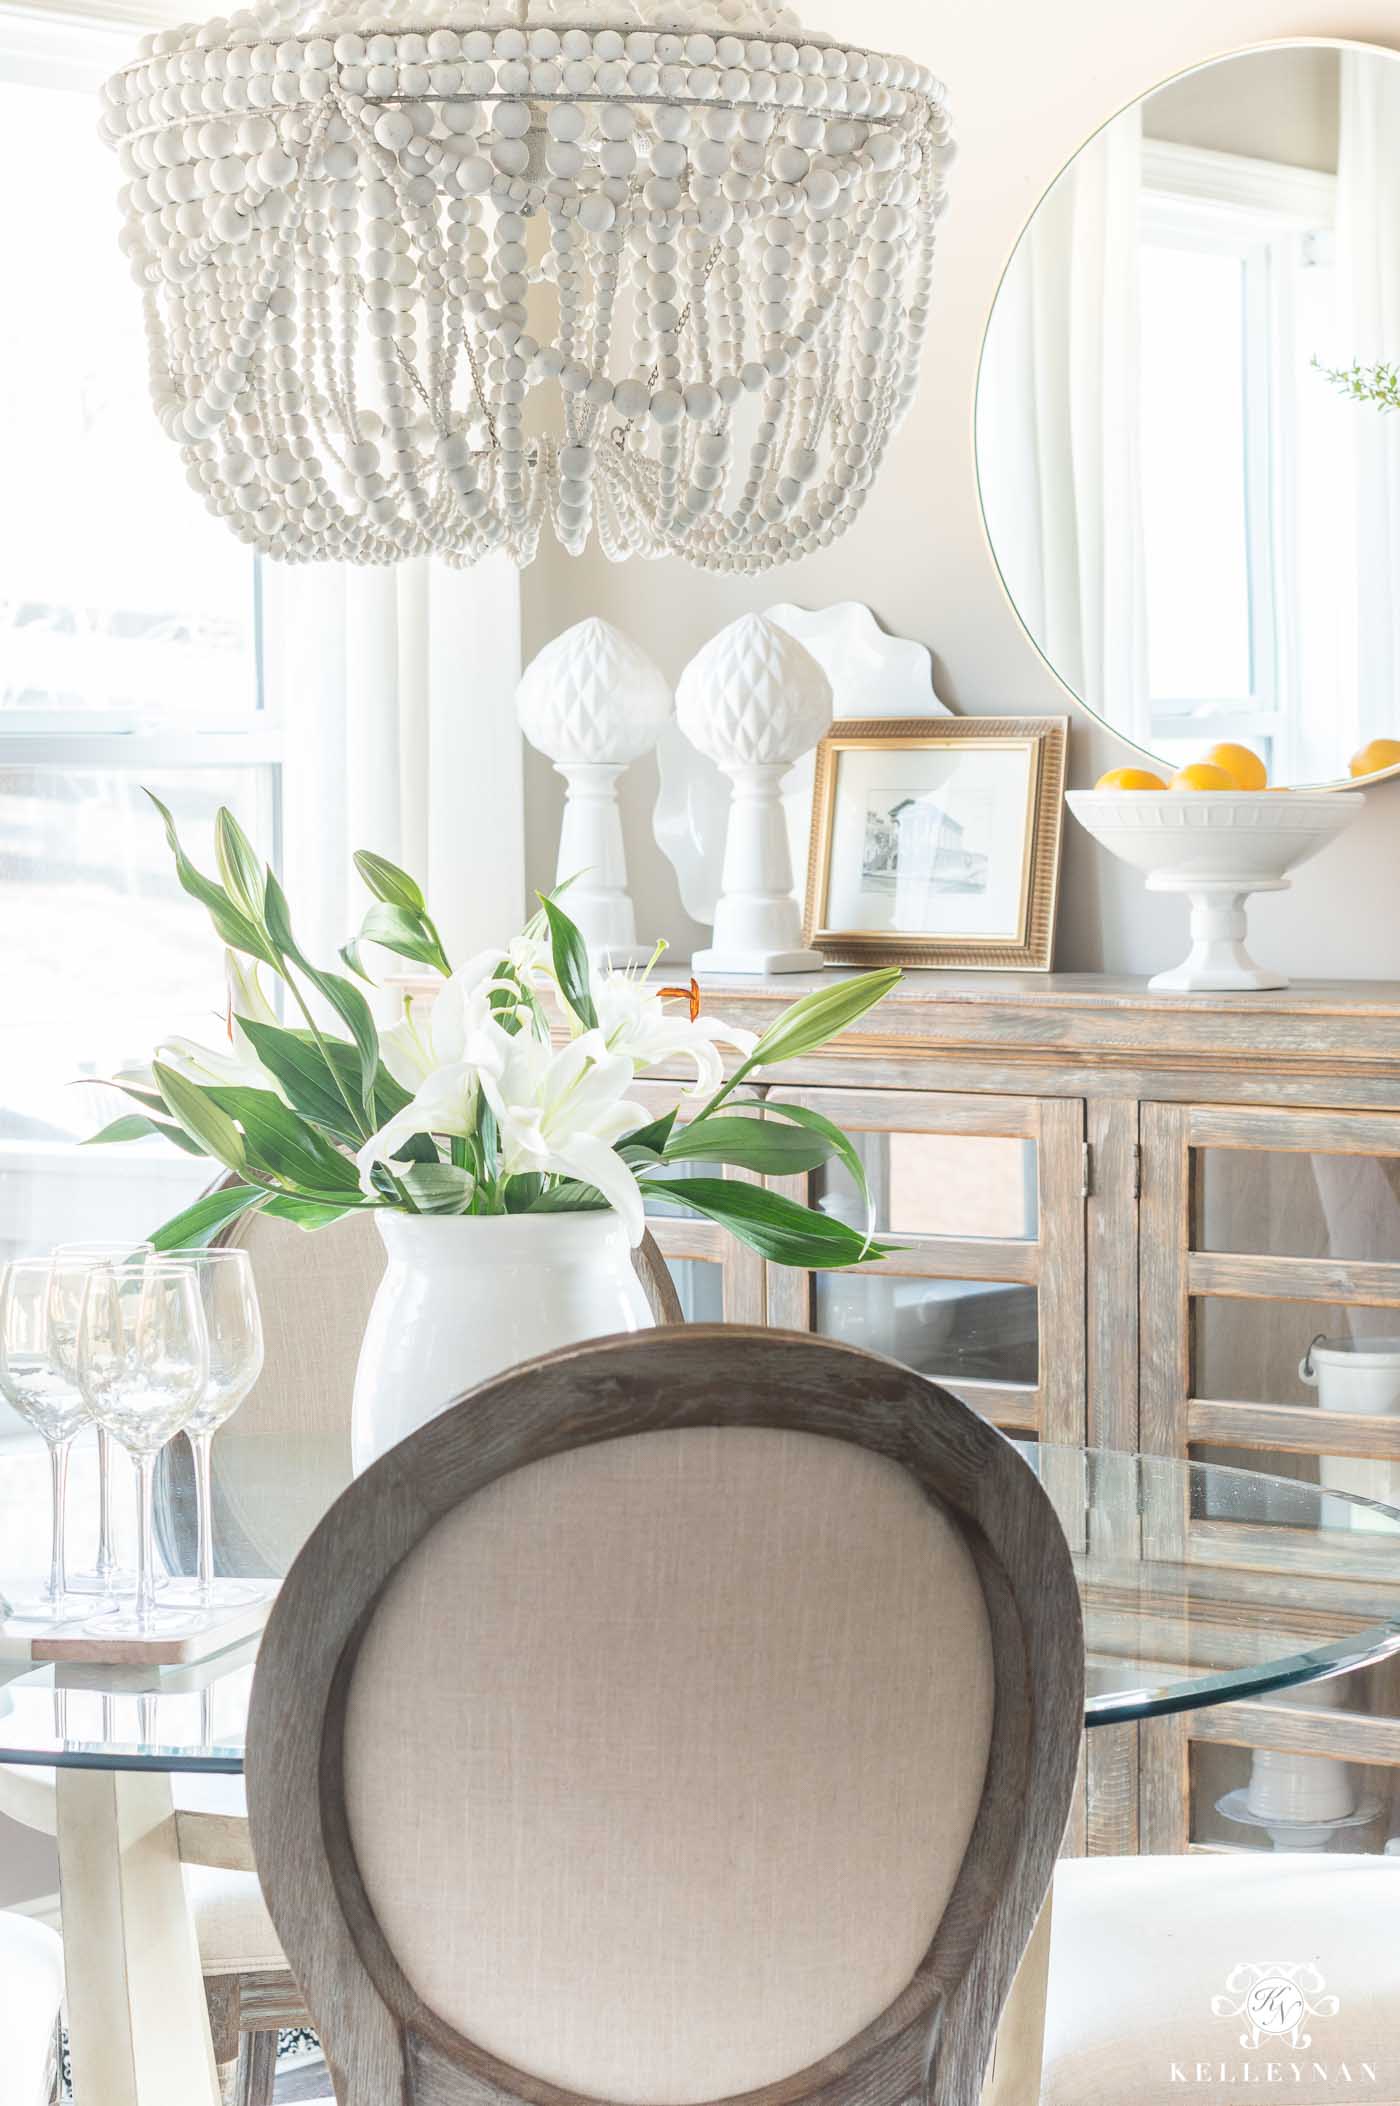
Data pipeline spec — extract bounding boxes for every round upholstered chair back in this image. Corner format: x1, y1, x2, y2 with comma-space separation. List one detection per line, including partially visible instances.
248, 1328, 1084, 2106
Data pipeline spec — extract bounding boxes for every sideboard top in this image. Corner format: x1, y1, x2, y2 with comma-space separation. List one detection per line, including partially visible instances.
681, 971, 1400, 1019
389, 969, 1400, 1094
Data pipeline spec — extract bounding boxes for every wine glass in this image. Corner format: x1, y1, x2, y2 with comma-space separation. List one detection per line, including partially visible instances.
51, 1239, 154, 1596
157, 1249, 265, 1609
0, 1260, 91, 1622
76, 1263, 209, 1638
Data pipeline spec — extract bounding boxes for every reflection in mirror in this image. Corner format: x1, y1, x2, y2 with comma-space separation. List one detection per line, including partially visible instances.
977, 42, 1400, 788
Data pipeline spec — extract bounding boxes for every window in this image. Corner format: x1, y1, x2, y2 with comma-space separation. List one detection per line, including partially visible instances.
1138, 143, 1351, 782
0, 11, 278, 1268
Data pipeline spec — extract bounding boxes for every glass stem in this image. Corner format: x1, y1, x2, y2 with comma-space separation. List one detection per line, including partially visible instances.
134, 1454, 157, 1630
191, 1431, 214, 1604
47, 1438, 72, 1608
96, 1425, 116, 1581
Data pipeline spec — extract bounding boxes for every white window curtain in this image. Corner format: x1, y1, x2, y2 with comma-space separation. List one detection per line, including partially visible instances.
1337, 49, 1400, 747
980, 106, 1150, 740
271, 557, 525, 982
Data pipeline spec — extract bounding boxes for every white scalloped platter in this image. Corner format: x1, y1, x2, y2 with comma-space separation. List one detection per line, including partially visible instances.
653, 601, 950, 927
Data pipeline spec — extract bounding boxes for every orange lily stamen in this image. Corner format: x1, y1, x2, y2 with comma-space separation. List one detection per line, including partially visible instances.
660, 979, 703, 1022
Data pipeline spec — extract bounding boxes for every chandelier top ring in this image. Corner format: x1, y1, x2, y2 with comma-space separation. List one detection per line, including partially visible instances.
102, 2, 953, 571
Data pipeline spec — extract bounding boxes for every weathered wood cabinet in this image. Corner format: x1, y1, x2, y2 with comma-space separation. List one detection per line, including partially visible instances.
645, 972, 1400, 1860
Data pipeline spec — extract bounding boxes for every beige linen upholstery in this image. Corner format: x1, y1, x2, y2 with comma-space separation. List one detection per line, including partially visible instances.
343, 1424, 995, 2106
0, 1911, 64, 2106
1043, 1854, 1400, 2106
184, 1865, 285, 1977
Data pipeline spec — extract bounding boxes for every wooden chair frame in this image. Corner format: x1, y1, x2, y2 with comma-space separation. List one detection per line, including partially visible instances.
247, 1326, 1084, 2106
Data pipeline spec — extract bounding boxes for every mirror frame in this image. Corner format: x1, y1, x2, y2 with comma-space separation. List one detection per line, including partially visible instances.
974, 34, 1400, 794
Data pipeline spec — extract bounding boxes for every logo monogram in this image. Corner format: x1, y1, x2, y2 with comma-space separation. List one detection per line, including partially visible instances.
1212, 1964, 1341, 2051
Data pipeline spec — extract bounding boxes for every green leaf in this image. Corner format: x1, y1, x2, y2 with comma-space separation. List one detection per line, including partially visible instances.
145, 791, 275, 965
257, 1194, 363, 1232
148, 1183, 266, 1252
398, 1163, 476, 1214
527, 1179, 611, 1215
354, 850, 426, 915
264, 871, 381, 1113
622, 1107, 679, 1158
349, 903, 452, 979
214, 807, 268, 924
152, 1063, 249, 1176
202, 1086, 362, 1193
503, 1172, 545, 1213
540, 895, 597, 1032
637, 1177, 895, 1271
237, 1020, 364, 1145
740, 969, 902, 1078
663, 1115, 835, 1177
84, 1113, 206, 1157
726, 1098, 871, 1205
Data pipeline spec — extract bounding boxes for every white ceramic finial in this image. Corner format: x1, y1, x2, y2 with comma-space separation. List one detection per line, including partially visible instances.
517, 619, 673, 967
676, 613, 834, 974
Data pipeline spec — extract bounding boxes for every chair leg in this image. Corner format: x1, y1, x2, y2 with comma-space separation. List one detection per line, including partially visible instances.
232, 2029, 279, 2106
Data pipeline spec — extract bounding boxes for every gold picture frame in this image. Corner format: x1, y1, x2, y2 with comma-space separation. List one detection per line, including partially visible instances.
803, 717, 1068, 971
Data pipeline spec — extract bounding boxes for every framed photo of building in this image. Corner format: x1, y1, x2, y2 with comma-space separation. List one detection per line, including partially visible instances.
803, 717, 1067, 970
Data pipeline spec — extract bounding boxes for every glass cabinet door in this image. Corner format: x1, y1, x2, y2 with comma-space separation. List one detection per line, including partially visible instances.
1139, 1101, 1400, 1856
764, 1089, 1087, 1444
1141, 1103, 1400, 1506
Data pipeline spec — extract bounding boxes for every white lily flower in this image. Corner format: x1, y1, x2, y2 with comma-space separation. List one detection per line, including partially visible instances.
592, 967, 757, 1095
379, 949, 537, 1094
154, 952, 286, 1095
355, 1062, 480, 1198
476, 1025, 651, 1244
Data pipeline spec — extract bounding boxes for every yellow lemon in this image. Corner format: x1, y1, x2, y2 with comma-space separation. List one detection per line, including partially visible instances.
1350, 738, 1400, 780
1095, 767, 1168, 791
1205, 742, 1268, 791
1171, 763, 1238, 792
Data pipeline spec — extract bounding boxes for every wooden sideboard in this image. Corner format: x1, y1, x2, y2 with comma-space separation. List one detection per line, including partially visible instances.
640, 972, 1400, 1864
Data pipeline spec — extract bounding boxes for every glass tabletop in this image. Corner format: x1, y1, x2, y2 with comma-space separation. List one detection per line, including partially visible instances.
1, 1441, 1399, 1771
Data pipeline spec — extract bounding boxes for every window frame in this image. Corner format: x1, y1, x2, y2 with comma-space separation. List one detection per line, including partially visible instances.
0, 2, 277, 765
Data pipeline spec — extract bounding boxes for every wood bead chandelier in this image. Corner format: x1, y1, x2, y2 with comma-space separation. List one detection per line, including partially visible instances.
101, 1, 954, 571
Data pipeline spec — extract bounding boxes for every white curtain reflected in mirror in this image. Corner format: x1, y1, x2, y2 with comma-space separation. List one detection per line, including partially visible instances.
977, 42, 1400, 787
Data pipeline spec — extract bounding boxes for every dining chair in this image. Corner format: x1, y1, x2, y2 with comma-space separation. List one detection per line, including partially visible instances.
1042, 1850, 1400, 2106
246, 1325, 1085, 2106
0, 1910, 65, 2106
0, 1197, 685, 2106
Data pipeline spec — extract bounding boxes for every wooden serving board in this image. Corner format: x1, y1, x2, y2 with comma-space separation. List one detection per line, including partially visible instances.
0, 1586, 276, 1667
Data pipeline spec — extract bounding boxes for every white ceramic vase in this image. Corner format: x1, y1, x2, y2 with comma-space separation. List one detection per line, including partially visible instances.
350, 1211, 655, 1473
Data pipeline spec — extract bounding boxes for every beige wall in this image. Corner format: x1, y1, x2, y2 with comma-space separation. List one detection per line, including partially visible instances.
522, 1, 1400, 979
1144, 45, 1341, 170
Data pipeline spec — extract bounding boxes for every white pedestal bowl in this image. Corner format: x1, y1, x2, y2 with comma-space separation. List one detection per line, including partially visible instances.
1065, 791, 1365, 993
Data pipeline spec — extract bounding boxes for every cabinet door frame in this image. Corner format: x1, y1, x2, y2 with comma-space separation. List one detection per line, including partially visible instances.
1140, 1099, 1400, 1853
1142, 1100, 1400, 1470
761, 1087, 1087, 1445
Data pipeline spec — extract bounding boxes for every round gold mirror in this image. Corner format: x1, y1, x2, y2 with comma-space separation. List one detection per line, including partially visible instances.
976, 39, 1400, 791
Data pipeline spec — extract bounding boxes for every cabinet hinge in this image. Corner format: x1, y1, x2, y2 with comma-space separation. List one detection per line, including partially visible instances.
1131, 1144, 1143, 1201
1081, 1142, 1092, 1201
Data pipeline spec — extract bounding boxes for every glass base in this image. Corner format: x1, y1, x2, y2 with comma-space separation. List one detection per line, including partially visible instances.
92, 1602, 210, 1639
65, 1566, 138, 1598
5, 1589, 88, 1624
160, 1576, 263, 1609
